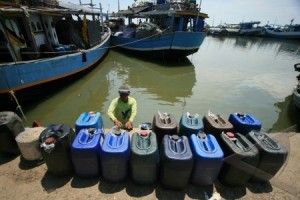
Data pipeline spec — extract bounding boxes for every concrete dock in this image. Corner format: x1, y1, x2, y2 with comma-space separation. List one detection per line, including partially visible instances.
0, 131, 299, 200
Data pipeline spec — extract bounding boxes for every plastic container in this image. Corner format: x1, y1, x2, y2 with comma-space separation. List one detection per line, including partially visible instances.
189, 132, 224, 186
160, 135, 193, 189
75, 111, 104, 134
218, 132, 259, 186
0, 111, 24, 154
16, 127, 45, 161
179, 112, 203, 137
152, 112, 178, 145
246, 130, 288, 182
229, 112, 262, 135
39, 124, 75, 175
130, 131, 159, 184
203, 112, 233, 141
100, 130, 130, 182
71, 128, 103, 178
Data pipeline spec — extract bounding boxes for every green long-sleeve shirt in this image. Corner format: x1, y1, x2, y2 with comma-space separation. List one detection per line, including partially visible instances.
107, 96, 137, 125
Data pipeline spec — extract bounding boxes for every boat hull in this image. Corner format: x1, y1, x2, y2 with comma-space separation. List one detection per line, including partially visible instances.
111, 31, 206, 59
0, 31, 110, 108
264, 29, 300, 39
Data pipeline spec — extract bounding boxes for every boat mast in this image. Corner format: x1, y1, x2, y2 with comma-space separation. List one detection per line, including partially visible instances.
99, 3, 104, 35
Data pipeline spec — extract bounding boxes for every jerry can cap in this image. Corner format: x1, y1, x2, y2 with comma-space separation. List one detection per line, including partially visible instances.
197, 132, 206, 139
140, 130, 148, 137
45, 137, 56, 144
226, 132, 235, 138
89, 111, 95, 115
171, 135, 179, 141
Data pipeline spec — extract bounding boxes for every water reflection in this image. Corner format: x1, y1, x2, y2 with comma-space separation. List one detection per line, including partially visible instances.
206, 35, 300, 58
271, 95, 300, 132
110, 53, 196, 103
23, 50, 196, 127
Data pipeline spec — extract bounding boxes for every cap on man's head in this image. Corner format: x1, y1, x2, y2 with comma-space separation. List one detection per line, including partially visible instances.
118, 85, 130, 95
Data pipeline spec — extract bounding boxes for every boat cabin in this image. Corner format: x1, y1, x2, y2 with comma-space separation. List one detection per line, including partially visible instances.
0, 1, 104, 63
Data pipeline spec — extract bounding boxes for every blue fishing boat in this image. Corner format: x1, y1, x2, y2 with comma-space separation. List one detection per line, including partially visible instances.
110, 0, 208, 60
0, 2, 110, 108
263, 24, 300, 39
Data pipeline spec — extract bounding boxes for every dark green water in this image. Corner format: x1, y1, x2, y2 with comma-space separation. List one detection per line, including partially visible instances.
22, 36, 300, 132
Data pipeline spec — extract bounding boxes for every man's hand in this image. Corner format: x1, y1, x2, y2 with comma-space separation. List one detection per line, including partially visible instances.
125, 121, 133, 130
114, 120, 123, 128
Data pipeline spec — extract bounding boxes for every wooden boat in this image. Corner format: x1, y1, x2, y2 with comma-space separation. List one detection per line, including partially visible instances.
0, 1, 111, 108
109, 0, 208, 60
263, 24, 300, 39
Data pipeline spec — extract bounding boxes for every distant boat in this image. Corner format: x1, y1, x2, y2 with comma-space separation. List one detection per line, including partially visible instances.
238, 21, 262, 35
263, 24, 300, 39
0, 2, 111, 107
208, 21, 262, 36
109, 0, 208, 60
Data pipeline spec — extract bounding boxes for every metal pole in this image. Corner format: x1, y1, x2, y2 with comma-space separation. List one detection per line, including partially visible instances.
99, 3, 104, 34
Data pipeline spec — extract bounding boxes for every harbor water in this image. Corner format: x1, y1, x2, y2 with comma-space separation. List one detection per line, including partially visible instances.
21, 36, 300, 132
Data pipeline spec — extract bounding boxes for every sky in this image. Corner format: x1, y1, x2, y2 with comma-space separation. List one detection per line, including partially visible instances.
60, 0, 300, 26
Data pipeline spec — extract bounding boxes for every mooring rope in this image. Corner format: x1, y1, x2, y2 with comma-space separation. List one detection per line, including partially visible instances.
0, 66, 27, 120
8, 90, 27, 121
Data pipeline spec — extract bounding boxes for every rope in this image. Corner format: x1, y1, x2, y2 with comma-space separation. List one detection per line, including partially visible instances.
0, 67, 27, 121
9, 90, 27, 121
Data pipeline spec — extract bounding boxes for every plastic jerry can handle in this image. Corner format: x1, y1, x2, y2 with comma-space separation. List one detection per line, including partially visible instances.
79, 129, 96, 144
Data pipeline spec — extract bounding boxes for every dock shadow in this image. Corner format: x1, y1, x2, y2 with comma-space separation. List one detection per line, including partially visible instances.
125, 179, 155, 198
98, 177, 126, 194
155, 183, 186, 200
41, 171, 73, 193
214, 180, 247, 200
71, 175, 99, 188
18, 156, 44, 170
185, 184, 214, 200
246, 181, 273, 194
0, 153, 18, 165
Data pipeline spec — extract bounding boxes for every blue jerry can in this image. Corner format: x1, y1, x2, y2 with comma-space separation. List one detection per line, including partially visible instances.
179, 112, 203, 137
229, 112, 262, 135
100, 130, 130, 182
75, 111, 104, 134
71, 128, 103, 178
189, 132, 224, 186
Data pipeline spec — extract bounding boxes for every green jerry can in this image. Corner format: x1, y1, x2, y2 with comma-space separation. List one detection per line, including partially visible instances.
130, 131, 160, 184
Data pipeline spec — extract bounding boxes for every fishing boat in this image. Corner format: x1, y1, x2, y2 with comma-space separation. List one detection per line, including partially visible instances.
238, 21, 262, 35
208, 21, 262, 36
0, 1, 111, 109
263, 24, 300, 39
293, 63, 300, 110
109, 0, 208, 60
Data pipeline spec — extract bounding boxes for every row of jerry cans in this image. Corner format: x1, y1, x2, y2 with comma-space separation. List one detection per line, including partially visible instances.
154, 111, 262, 144
153, 111, 288, 186
40, 123, 223, 188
